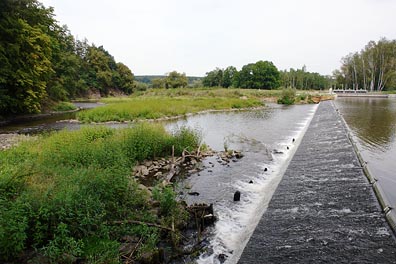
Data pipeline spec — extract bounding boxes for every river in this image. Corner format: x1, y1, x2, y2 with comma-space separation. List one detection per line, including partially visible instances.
0, 102, 318, 263
334, 97, 396, 210
166, 104, 317, 263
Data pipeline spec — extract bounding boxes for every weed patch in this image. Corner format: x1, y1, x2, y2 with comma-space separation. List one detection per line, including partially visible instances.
0, 124, 200, 263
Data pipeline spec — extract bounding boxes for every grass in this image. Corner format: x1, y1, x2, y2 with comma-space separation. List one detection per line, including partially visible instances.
77, 89, 266, 123
0, 124, 200, 263
129, 87, 283, 99
51, 101, 77, 112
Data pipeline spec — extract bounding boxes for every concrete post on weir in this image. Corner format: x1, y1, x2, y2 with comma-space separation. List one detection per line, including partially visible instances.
239, 101, 396, 263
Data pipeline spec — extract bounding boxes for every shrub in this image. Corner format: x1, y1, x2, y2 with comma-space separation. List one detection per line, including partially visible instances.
0, 124, 199, 262
52, 102, 77, 112
277, 88, 296, 105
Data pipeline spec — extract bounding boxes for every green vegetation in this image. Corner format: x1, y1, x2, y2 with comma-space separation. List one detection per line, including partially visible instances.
334, 38, 396, 91
77, 88, 265, 123
51, 101, 77, 112
280, 66, 331, 90
151, 71, 188, 89
0, 124, 200, 263
203, 61, 281, 89
0, 0, 135, 116
277, 88, 296, 105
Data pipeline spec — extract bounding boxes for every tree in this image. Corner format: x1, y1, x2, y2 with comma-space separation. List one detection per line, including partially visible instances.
165, 71, 188, 88
114, 62, 135, 94
0, 0, 54, 114
335, 38, 396, 91
202, 68, 223, 87
0, 0, 136, 116
238, 61, 280, 89
222, 66, 237, 88
280, 67, 330, 90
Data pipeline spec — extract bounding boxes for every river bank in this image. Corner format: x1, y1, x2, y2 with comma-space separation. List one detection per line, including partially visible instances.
0, 124, 213, 263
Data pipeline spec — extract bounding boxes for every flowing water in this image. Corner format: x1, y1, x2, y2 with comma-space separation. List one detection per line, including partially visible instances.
0, 102, 318, 263
166, 104, 318, 263
334, 97, 396, 208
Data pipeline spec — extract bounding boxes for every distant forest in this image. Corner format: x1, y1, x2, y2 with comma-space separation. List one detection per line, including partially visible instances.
0, 0, 135, 115
1, 0, 395, 117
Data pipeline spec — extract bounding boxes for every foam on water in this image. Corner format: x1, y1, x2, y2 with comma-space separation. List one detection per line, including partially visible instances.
197, 104, 318, 264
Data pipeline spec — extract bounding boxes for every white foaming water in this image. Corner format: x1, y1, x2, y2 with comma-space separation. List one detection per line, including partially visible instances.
197, 104, 318, 264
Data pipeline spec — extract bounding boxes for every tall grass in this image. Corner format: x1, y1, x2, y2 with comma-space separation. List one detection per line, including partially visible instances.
0, 124, 200, 262
77, 96, 263, 123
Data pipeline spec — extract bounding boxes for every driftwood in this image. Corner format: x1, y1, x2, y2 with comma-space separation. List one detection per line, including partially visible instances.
166, 146, 205, 182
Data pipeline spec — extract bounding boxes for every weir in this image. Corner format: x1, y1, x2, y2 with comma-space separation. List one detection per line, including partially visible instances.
239, 101, 396, 263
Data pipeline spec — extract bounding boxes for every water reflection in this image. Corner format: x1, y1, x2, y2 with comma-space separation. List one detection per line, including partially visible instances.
334, 97, 396, 207
336, 98, 396, 151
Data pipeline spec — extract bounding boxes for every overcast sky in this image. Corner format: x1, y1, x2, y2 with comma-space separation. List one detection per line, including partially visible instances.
41, 0, 396, 77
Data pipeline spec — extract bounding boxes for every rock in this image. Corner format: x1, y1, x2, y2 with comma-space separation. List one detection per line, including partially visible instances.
264, 167, 268, 172
234, 152, 244, 159
144, 161, 152, 167
287, 146, 289, 150
249, 180, 254, 184
141, 166, 149, 176
292, 138, 295, 142
188, 191, 200, 196
234, 191, 241, 201
154, 171, 162, 178
218, 253, 228, 263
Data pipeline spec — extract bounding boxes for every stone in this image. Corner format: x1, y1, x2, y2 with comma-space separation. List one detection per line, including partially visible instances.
141, 166, 149, 176
188, 191, 200, 196
234, 191, 241, 201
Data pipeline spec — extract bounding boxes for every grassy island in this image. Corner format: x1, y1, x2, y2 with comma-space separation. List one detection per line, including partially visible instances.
76, 88, 270, 123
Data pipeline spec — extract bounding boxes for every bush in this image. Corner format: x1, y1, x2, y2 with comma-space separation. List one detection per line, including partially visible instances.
0, 124, 200, 262
277, 88, 296, 105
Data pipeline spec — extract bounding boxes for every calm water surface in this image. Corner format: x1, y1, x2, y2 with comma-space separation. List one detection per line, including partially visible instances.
334, 98, 396, 207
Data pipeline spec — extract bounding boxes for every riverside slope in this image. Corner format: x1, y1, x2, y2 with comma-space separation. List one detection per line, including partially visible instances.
239, 101, 396, 263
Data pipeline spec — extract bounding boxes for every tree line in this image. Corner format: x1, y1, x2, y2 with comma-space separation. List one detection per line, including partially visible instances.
202, 61, 330, 90
334, 38, 396, 91
280, 66, 331, 90
0, 0, 135, 115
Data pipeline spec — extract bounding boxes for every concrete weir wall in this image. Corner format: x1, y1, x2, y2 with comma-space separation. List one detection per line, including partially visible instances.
239, 101, 396, 263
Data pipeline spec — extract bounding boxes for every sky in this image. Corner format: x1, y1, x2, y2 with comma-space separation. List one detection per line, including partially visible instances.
40, 0, 396, 77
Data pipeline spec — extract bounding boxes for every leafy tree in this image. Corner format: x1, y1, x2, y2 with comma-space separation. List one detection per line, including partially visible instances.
165, 71, 188, 88
238, 61, 280, 89
114, 62, 135, 94
0, 0, 136, 115
202, 68, 223, 87
222, 66, 237, 88
280, 67, 331, 90
335, 38, 396, 91
0, 0, 54, 114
